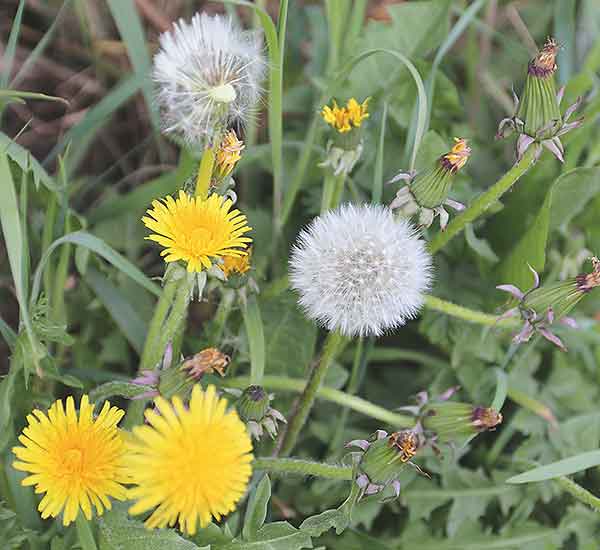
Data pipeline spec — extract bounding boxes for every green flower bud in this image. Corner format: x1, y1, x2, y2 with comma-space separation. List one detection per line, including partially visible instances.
235, 385, 286, 440
422, 402, 502, 442
516, 38, 561, 139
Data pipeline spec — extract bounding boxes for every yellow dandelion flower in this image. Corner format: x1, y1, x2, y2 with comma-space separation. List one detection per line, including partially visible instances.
221, 247, 252, 278
12, 395, 127, 526
126, 385, 253, 535
215, 130, 245, 180
142, 190, 252, 273
321, 97, 369, 133
347, 97, 370, 128
441, 137, 471, 173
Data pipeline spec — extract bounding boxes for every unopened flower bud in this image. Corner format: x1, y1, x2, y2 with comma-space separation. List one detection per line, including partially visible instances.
236, 385, 286, 440
390, 138, 470, 229
422, 402, 502, 442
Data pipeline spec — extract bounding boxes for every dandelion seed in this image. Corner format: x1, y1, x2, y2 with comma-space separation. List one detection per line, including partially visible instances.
126, 385, 253, 535
290, 203, 432, 337
142, 190, 252, 273
153, 13, 265, 145
12, 396, 127, 526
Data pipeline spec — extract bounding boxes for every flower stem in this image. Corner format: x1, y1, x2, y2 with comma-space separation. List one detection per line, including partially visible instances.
555, 476, 600, 512
424, 295, 520, 327
226, 375, 414, 427
140, 273, 179, 371
243, 294, 265, 385
253, 457, 353, 480
428, 146, 538, 254
195, 146, 216, 198
76, 514, 97, 550
278, 330, 348, 456
320, 172, 345, 213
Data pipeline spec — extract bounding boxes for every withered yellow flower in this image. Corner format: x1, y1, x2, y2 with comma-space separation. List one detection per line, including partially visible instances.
125, 385, 253, 535
12, 395, 127, 526
142, 191, 252, 273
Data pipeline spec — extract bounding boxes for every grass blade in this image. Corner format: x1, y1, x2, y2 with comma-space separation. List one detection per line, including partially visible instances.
1, 0, 26, 88
30, 230, 161, 305
371, 101, 388, 204
243, 294, 266, 385
507, 451, 600, 484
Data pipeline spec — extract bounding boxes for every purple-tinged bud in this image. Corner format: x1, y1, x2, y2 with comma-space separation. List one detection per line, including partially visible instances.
236, 385, 286, 440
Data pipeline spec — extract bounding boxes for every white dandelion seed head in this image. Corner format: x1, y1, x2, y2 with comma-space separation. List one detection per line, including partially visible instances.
153, 13, 266, 146
290, 204, 433, 337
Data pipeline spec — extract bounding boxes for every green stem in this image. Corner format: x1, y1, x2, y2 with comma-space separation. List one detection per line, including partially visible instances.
424, 295, 520, 327
253, 457, 353, 480
555, 476, 600, 512
243, 294, 265, 385
428, 146, 538, 254
75, 514, 97, 550
139, 273, 179, 371
209, 288, 236, 343
195, 146, 216, 198
279, 331, 347, 456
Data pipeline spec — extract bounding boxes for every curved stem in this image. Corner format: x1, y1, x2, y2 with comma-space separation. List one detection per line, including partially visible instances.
253, 457, 353, 480
195, 146, 216, 198
226, 375, 414, 428
140, 274, 178, 371
428, 146, 538, 254
555, 476, 600, 512
424, 295, 520, 327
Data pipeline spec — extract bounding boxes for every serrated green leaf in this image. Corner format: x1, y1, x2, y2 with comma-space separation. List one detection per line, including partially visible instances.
89, 381, 155, 403
550, 167, 600, 230
217, 522, 313, 550
242, 475, 271, 540
300, 509, 349, 538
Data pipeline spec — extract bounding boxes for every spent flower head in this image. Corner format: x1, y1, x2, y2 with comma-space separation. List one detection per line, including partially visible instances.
497, 258, 600, 350
126, 385, 253, 534
497, 38, 583, 162
390, 138, 470, 229
290, 203, 432, 337
153, 13, 265, 146
214, 129, 245, 183
12, 395, 127, 526
346, 429, 427, 499
142, 190, 252, 273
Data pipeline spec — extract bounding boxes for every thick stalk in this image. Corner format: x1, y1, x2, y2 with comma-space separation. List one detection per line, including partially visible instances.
555, 476, 600, 512
195, 146, 216, 198
279, 331, 346, 456
424, 295, 520, 327
226, 375, 414, 426
428, 146, 538, 254
253, 457, 352, 480
243, 294, 265, 385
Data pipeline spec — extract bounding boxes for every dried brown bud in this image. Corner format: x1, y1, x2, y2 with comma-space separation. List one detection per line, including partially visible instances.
529, 37, 559, 78
182, 347, 230, 380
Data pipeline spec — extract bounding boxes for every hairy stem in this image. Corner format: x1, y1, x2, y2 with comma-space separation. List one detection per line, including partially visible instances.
424, 295, 520, 327
428, 146, 538, 254
253, 457, 353, 480
555, 476, 600, 512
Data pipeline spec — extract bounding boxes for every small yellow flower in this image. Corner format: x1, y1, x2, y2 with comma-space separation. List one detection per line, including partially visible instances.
126, 385, 253, 535
441, 138, 471, 173
142, 191, 252, 273
221, 248, 252, 278
12, 395, 127, 526
215, 130, 245, 180
321, 97, 369, 133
